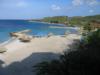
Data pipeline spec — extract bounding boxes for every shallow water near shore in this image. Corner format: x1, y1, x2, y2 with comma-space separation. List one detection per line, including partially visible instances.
0, 20, 78, 42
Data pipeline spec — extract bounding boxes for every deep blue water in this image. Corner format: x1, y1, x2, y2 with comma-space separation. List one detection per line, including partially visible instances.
0, 20, 78, 42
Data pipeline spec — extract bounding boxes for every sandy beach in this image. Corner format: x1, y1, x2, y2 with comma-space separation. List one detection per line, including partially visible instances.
0, 34, 81, 75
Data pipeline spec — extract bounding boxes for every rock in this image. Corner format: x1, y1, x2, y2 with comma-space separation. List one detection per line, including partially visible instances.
18, 29, 32, 33
10, 32, 19, 37
10, 29, 32, 37
47, 33, 53, 37
9, 29, 32, 42
19, 35, 31, 42
0, 46, 7, 53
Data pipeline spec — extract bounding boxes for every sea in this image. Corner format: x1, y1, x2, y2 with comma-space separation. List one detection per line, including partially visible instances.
0, 20, 78, 43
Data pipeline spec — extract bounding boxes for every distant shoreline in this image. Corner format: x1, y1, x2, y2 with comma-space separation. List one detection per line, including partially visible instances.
28, 20, 66, 26
49, 26, 80, 29
28, 20, 80, 29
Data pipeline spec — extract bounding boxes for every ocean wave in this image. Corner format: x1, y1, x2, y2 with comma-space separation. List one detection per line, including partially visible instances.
0, 37, 17, 46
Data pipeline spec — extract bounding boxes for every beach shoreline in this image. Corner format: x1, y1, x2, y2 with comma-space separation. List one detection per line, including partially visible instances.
0, 34, 81, 75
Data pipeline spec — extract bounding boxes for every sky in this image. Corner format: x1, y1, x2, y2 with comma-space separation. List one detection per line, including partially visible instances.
0, 0, 100, 19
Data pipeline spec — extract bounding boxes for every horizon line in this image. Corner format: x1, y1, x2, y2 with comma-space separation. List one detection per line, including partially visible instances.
0, 14, 99, 20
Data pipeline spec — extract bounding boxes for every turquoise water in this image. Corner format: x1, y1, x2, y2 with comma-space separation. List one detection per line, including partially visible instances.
0, 20, 78, 42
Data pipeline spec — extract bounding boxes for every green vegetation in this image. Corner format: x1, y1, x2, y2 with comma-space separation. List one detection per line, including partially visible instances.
33, 15, 100, 28
33, 29, 100, 75
42, 16, 68, 24
82, 15, 100, 22
69, 15, 100, 26
69, 16, 83, 26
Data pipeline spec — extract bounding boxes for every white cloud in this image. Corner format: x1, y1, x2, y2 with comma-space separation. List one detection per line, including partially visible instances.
51, 4, 61, 11
86, 0, 98, 6
72, 0, 99, 6
72, 0, 83, 6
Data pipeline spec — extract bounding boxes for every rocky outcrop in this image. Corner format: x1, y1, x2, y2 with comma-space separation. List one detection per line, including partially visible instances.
10, 30, 32, 42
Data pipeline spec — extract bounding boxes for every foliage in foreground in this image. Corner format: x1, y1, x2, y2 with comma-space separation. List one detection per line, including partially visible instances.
33, 52, 69, 75
33, 29, 100, 75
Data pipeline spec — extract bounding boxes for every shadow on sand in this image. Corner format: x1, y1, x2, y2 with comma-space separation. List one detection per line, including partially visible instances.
0, 52, 60, 75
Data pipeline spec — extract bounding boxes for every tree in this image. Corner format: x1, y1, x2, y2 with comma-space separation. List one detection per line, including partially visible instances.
83, 22, 92, 32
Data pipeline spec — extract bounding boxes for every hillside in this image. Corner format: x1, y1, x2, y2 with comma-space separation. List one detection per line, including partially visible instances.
41, 16, 68, 24
31, 15, 100, 27
69, 15, 100, 26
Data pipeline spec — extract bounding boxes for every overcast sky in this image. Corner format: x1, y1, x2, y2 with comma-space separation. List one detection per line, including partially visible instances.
0, 0, 100, 19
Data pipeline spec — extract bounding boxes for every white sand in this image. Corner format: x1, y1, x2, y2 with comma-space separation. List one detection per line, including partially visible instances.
0, 34, 81, 75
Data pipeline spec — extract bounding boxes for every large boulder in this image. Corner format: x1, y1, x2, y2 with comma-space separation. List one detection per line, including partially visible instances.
19, 34, 31, 42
